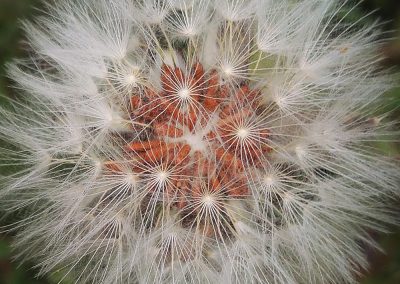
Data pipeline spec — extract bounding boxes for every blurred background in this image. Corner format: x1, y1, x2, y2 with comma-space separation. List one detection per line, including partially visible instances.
0, 0, 399, 283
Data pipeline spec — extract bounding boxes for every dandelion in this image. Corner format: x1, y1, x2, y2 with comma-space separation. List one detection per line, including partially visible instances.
0, 0, 399, 283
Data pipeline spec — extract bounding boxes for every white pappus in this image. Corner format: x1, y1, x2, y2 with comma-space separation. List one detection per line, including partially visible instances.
0, 0, 399, 283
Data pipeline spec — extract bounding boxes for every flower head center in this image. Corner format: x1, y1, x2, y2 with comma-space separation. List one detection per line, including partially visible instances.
114, 62, 272, 242
237, 128, 250, 140
177, 88, 191, 100
157, 170, 169, 183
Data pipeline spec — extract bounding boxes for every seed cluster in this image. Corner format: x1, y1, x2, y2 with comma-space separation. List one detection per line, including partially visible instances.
107, 62, 271, 222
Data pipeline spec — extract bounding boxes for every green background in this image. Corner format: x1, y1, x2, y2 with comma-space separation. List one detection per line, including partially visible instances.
0, 0, 399, 283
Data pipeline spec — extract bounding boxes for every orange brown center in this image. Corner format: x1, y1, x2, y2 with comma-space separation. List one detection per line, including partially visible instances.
107, 62, 271, 212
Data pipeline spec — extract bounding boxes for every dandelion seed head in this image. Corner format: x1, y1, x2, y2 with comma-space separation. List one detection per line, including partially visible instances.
263, 174, 276, 187
1, 0, 399, 283
124, 73, 139, 87
221, 64, 234, 77
201, 194, 217, 207
236, 127, 250, 140
156, 170, 169, 182
177, 87, 191, 99
125, 172, 139, 186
